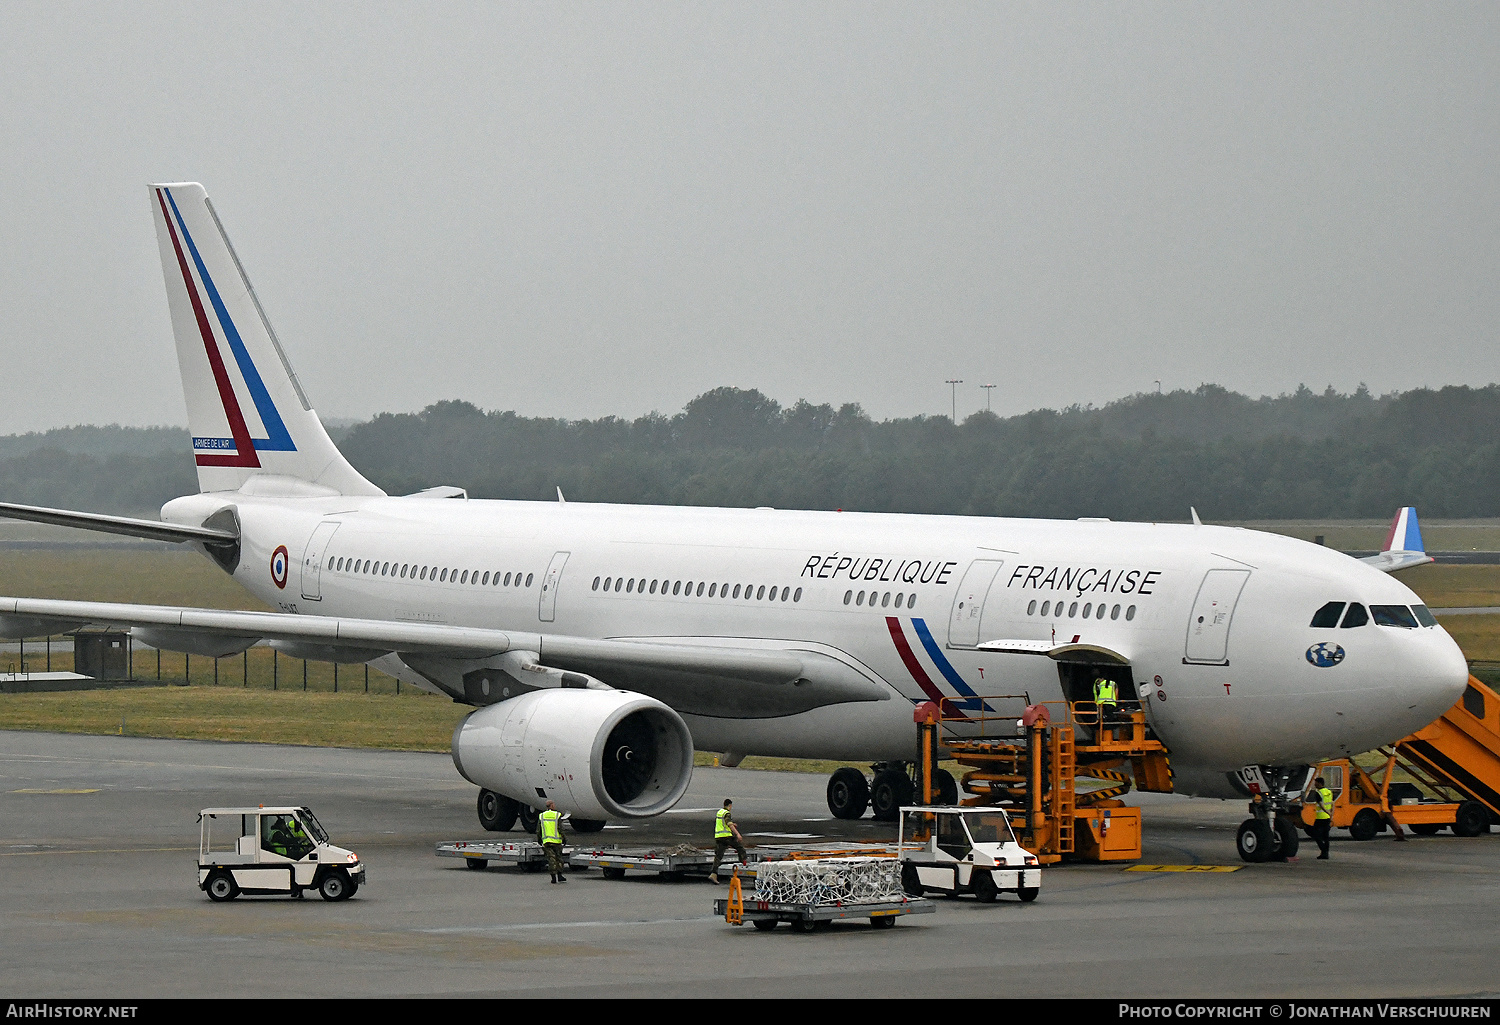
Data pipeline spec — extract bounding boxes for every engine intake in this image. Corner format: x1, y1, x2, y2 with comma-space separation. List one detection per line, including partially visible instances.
451, 688, 694, 820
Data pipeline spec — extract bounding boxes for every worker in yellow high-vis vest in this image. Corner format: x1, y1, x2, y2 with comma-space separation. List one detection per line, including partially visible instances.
708, 799, 747, 884
537, 800, 568, 883
1311, 777, 1334, 860
1093, 675, 1118, 722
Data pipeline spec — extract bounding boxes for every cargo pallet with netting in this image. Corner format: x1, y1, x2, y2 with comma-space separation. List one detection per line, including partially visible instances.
715, 857, 933, 933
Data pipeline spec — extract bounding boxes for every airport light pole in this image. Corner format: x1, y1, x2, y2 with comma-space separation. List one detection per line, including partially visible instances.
946, 379, 963, 423
980, 383, 996, 412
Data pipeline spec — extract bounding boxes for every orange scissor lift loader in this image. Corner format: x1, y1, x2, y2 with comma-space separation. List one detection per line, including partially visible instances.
915, 696, 1174, 864
1299, 674, 1500, 840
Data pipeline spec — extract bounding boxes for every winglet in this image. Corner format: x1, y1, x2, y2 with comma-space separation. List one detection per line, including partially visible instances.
556, 487, 567, 504
1360, 506, 1433, 573
1191, 506, 1202, 527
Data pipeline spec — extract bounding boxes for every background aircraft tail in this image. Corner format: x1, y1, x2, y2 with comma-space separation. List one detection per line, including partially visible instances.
1361, 506, 1433, 573
150, 183, 383, 497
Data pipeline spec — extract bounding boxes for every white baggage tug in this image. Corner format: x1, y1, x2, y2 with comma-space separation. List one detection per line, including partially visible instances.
897, 807, 1041, 902
198, 806, 365, 902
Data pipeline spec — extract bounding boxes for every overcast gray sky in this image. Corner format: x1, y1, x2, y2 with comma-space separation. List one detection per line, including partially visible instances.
1, 2, 1496, 432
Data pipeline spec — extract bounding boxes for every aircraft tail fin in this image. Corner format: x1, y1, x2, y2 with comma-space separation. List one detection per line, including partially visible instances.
1360, 506, 1433, 573
149, 183, 383, 497
1384, 506, 1425, 555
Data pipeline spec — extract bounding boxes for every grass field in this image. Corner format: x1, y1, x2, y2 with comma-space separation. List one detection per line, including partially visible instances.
0, 542, 1497, 762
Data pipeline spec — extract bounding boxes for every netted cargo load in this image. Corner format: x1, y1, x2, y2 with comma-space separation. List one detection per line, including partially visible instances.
753, 857, 904, 906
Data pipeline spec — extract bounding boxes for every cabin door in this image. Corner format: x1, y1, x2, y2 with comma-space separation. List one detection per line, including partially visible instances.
1183, 569, 1251, 665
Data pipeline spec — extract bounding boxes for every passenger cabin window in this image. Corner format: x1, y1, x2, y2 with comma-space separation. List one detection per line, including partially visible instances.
1340, 603, 1368, 628
1310, 602, 1345, 628
1371, 605, 1419, 629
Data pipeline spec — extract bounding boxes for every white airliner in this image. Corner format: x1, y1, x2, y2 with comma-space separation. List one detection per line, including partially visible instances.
0, 184, 1469, 860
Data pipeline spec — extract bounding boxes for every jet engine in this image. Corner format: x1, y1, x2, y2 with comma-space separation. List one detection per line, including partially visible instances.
450, 688, 694, 821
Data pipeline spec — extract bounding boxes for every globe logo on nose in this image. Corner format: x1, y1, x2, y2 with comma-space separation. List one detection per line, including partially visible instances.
1305, 642, 1345, 668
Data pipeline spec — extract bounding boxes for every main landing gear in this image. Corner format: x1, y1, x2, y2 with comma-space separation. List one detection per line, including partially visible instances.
1234, 765, 1305, 863
826, 763, 958, 820
477, 788, 608, 834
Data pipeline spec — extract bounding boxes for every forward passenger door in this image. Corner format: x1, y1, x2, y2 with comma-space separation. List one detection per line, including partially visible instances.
1184, 569, 1251, 665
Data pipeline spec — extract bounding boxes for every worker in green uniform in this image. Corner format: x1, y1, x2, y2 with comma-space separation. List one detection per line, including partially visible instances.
1093, 675, 1118, 724
1311, 776, 1334, 860
537, 800, 567, 883
708, 799, 747, 884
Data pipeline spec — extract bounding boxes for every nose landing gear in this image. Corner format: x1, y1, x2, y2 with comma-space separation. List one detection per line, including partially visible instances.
1234, 765, 1306, 863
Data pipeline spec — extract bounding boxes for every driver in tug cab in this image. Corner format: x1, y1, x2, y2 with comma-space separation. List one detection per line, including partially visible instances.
266, 815, 313, 860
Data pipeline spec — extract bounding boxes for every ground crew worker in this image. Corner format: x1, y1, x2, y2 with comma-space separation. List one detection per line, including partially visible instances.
708, 799, 747, 884
1093, 675, 1118, 724
538, 800, 567, 883
1311, 777, 1334, 860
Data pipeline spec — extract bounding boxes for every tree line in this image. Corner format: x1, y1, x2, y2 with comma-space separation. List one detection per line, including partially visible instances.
4, 383, 1499, 520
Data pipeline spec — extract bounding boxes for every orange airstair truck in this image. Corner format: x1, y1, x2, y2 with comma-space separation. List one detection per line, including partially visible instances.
1300, 674, 1500, 840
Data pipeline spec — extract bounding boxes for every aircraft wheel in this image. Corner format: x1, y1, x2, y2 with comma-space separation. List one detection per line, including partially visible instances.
1348, 809, 1381, 841
205, 871, 239, 902
1453, 801, 1488, 837
1273, 816, 1300, 860
827, 768, 869, 819
1236, 818, 1274, 862
870, 769, 913, 822
570, 818, 607, 833
517, 804, 540, 834
477, 789, 518, 832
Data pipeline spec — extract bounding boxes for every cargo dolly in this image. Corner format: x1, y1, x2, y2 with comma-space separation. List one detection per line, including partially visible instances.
567, 844, 729, 881
714, 894, 933, 932
434, 839, 565, 872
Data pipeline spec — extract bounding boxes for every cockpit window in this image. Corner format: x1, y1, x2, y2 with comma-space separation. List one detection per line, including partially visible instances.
1340, 603, 1368, 628
1372, 605, 1419, 629
1310, 602, 1345, 628
1412, 604, 1438, 628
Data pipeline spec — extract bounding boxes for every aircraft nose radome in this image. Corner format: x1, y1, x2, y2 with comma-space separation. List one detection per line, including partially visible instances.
1408, 629, 1470, 728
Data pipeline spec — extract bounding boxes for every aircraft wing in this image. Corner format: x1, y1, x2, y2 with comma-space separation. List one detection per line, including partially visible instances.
0, 596, 886, 716
1359, 506, 1434, 574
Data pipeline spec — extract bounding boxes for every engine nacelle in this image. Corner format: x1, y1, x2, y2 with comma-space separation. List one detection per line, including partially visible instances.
450, 688, 694, 821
